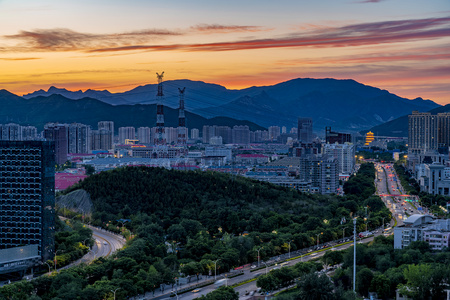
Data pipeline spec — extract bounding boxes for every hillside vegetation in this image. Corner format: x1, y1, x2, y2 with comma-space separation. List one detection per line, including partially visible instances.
1, 163, 389, 299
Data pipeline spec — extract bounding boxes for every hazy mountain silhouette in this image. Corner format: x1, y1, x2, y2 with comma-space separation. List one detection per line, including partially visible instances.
19, 78, 439, 132
366, 104, 450, 137
0, 91, 264, 132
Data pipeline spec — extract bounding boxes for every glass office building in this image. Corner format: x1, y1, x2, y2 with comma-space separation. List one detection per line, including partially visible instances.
0, 141, 55, 273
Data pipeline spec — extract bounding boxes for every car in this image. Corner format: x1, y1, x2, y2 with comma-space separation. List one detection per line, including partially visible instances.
244, 290, 250, 296
251, 265, 256, 269
103, 242, 108, 246
192, 289, 202, 293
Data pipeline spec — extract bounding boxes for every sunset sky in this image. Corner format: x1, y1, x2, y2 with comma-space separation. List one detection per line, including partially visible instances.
1, 0, 449, 104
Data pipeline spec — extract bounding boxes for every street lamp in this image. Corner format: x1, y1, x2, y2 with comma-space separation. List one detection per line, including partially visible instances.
262, 261, 268, 275
171, 290, 179, 300
214, 259, 220, 281
54, 250, 63, 271
257, 247, 263, 267
288, 240, 293, 259
316, 232, 323, 248
111, 288, 120, 300
342, 227, 346, 240
353, 218, 357, 293
41, 261, 51, 274
381, 217, 385, 229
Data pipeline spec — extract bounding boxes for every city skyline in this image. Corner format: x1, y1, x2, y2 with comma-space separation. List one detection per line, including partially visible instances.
0, 0, 449, 104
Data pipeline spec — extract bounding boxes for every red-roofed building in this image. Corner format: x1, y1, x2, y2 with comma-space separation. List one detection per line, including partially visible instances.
55, 172, 88, 191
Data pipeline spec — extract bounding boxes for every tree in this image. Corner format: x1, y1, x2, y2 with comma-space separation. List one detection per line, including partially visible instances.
369, 274, 390, 300
398, 264, 432, 300
296, 272, 334, 300
256, 273, 280, 292
198, 286, 238, 300
356, 268, 373, 297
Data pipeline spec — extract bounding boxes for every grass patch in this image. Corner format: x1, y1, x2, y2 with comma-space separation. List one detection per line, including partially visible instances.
231, 278, 257, 288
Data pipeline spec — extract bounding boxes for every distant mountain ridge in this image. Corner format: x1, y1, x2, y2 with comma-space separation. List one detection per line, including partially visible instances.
19, 78, 440, 132
366, 104, 450, 137
0, 90, 264, 133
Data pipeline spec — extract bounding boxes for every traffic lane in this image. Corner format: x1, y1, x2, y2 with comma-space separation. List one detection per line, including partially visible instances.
151, 235, 378, 300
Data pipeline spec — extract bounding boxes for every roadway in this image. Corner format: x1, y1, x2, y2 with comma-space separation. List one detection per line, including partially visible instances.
134, 162, 413, 300
146, 235, 377, 300
375, 163, 422, 227
57, 218, 126, 270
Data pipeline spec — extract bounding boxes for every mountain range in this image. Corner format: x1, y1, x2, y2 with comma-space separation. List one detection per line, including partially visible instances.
366, 103, 450, 137
0, 90, 264, 133
9, 78, 441, 133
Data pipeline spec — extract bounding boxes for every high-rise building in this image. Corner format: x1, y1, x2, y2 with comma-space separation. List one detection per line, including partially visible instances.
232, 125, 250, 144
21, 126, 38, 141
408, 111, 439, 153
191, 128, 199, 140
98, 121, 114, 144
91, 129, 112, 151
325, 127, 352, 144
68, 123, 91, 154
309, 157, 339, 194
0, 141, 55, 275
268, 126, 281, 141
137, 127, 151, 144
281, 126, 287, 134
202, 125, 216, 144
252, 130, 269, 142
298, 118, 313, 143
215, 126, 232, 144
0, 124, 38, 141
118, 127, 135, 144
165, 127, 178, 144
1, 123, 22, 141
323, 143, 356, 175
43, 123, 68, 164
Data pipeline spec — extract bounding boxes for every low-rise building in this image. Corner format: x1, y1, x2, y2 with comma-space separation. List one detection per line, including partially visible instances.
394, 214, 450, 250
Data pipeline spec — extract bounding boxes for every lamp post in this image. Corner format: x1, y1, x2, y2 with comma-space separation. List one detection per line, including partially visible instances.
42, 261, 51, 274
288, 240, 293, 259
342, 227, 346, 240
364, 218, 368, 232
353, 218, 357, 293
257, 247, 263, 267
111, 288, 120, 300
83, 238, 90, 246
171, 290, 179, 300
214, 259, 220, 281
382, 217, 385, 229
262, 261, 268, 274
316, 232, 323, 248
54, 250, 63, 271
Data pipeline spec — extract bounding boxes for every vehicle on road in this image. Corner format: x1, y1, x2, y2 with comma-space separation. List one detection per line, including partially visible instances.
214, 279, 227, 287
192, 289, 202, 293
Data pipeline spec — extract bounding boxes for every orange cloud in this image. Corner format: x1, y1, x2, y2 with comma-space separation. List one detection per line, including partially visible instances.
0, 57, 41, 60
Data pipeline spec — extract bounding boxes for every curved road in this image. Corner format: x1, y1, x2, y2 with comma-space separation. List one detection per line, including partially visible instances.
58, 218, 126, 270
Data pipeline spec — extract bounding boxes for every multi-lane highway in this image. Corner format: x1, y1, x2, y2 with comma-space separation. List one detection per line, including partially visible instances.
138, 163, 405, 300
143, 234, 378, 300
375, 163, 422, 227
